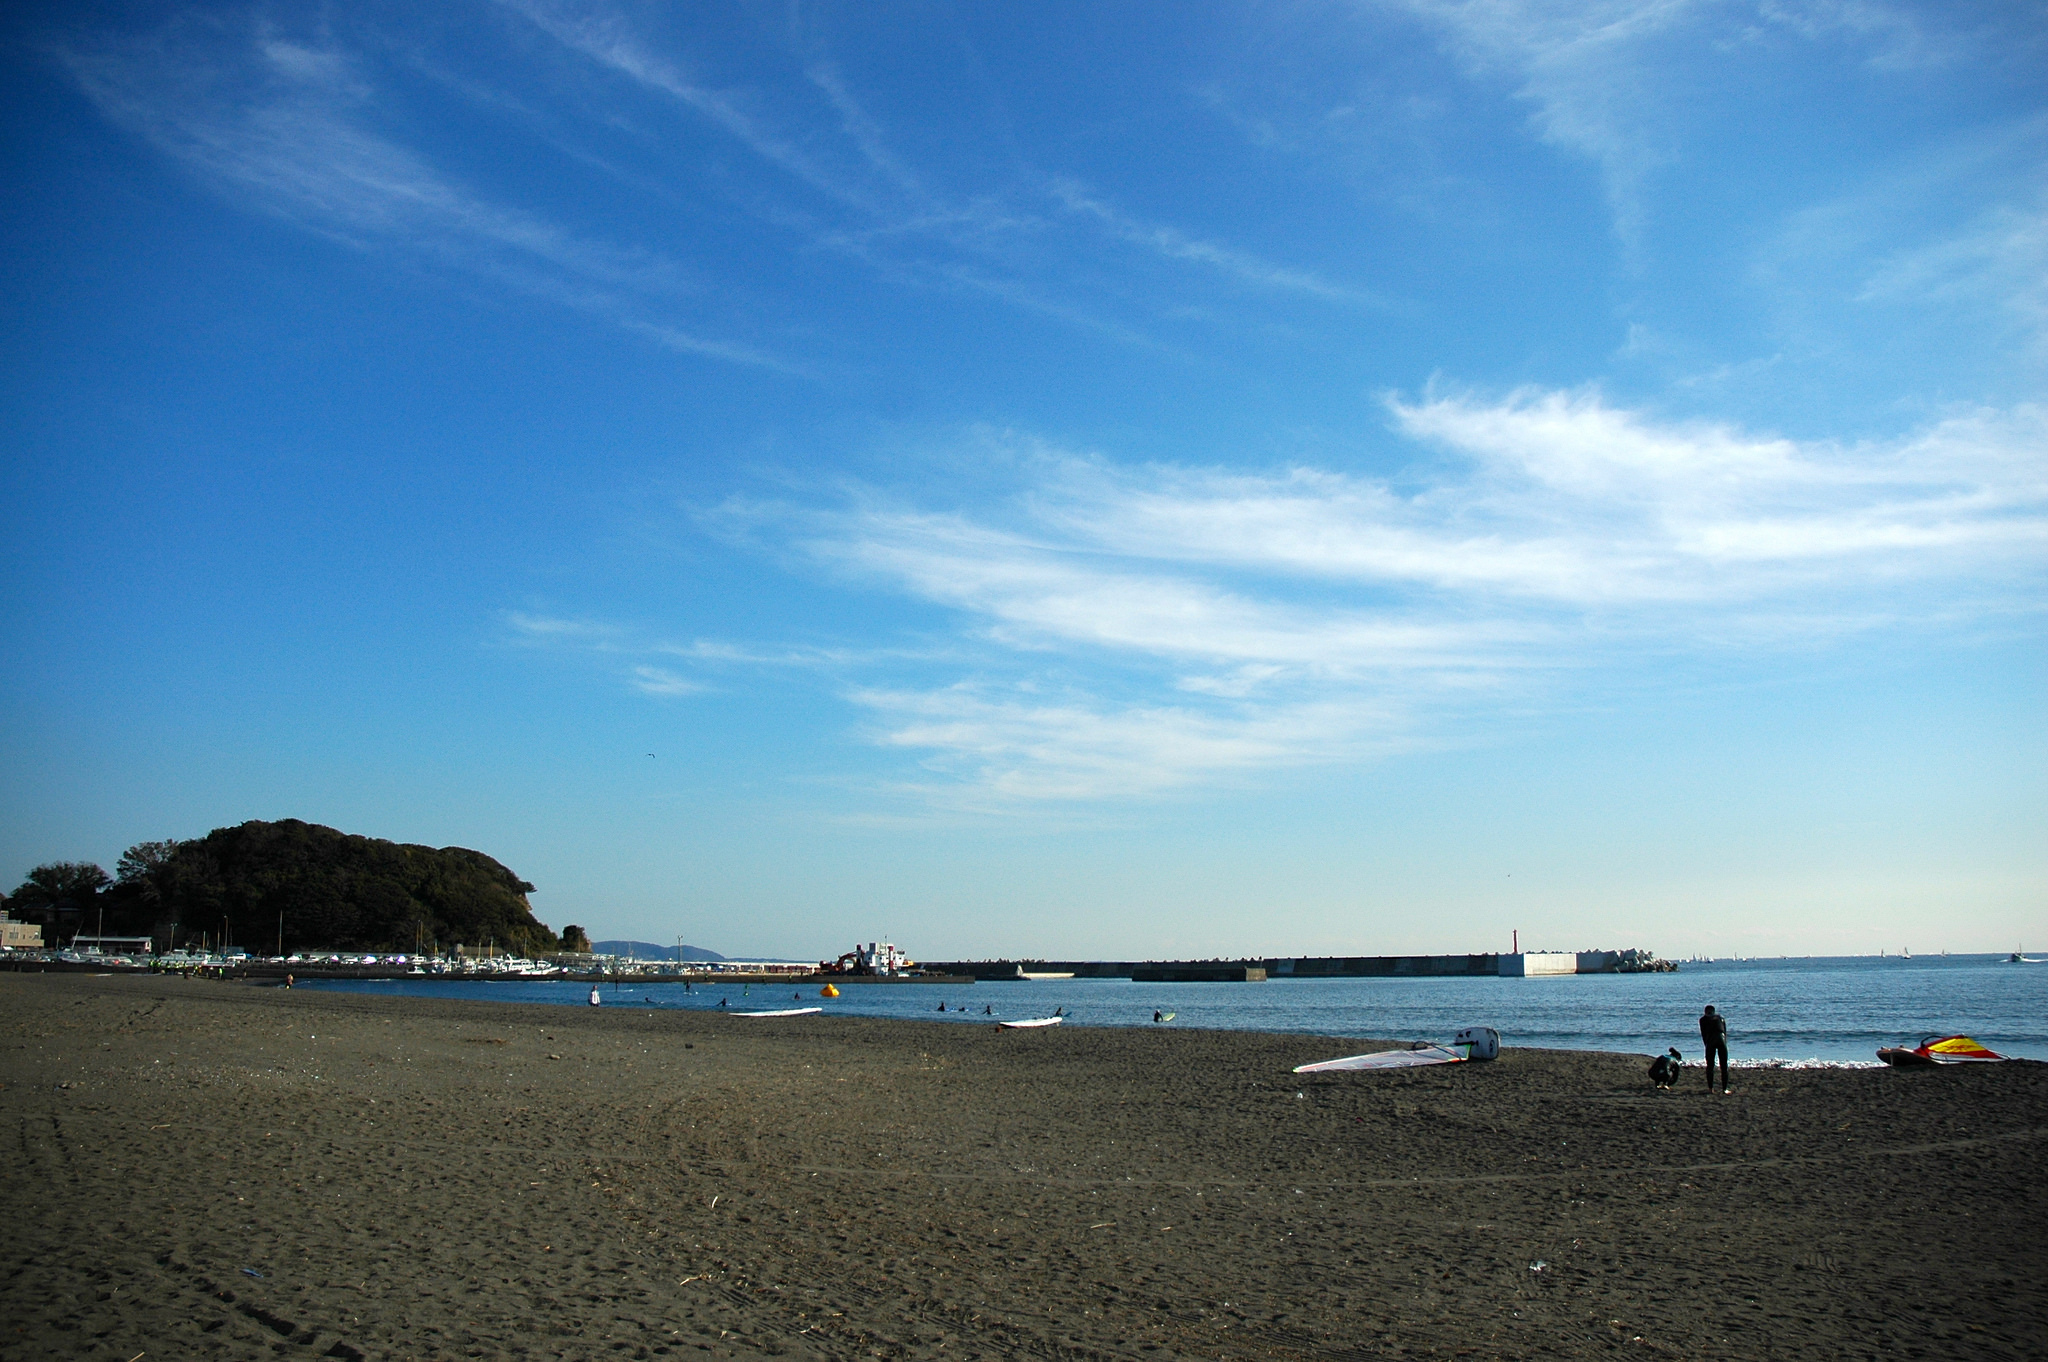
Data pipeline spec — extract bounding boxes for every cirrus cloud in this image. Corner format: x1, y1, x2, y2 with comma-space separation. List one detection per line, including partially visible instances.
680, 389, 2045, 803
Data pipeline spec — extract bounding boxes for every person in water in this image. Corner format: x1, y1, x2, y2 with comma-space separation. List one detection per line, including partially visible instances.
1699, 1005, 1730, 1093
1648, 1047, 1682, 1090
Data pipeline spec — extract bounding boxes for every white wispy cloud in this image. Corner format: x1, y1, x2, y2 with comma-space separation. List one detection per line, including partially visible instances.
1383, 0, 1968, 240
1857, 196, 2048, 350
498, 0, 892, 215
1049, 180, 1373, 305
506, 611, 622, 643
736, 392, 2045, 801
504, 2, 1379, 324
1382, 0, 1699, 238
631, 666, 707, 696
62, 21, 789, 370
850, 685, 1408, 803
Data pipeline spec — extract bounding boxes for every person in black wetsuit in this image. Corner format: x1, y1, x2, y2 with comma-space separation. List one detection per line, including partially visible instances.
1648, 1047, 1682, 1089
1699, 1004, 1729, 1093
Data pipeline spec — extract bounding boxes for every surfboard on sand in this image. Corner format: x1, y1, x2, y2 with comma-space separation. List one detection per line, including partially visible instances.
734, 1007, 823, 1018
998, 1016, 1063, 1029
1293, 1044, 1465, 1073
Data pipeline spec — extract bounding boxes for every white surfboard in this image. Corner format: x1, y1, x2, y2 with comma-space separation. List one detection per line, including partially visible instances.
733, 1007, 823, 1018
998, 1016, 1063, 1029
1293, 1044, 1465, 1073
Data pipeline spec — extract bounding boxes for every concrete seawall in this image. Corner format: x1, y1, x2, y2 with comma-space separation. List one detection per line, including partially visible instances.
929, 949, 1672, 980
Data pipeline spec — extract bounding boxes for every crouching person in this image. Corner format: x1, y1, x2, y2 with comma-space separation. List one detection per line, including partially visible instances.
1648, 1047, 1683, 1090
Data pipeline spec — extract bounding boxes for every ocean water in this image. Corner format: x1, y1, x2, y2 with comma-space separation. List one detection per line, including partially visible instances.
300, 954, 2048, 1064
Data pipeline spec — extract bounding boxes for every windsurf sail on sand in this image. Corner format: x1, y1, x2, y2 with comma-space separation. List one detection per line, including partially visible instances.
998, 1016, 1063, 1029
733, 1007, 823, 1018
1294, 1044, 1465, 1073
1878, 1034, 2005, 1065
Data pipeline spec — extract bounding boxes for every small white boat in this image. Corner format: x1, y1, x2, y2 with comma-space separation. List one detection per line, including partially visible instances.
997, 1016, 1063, 1029
733, 1007, 822, 1018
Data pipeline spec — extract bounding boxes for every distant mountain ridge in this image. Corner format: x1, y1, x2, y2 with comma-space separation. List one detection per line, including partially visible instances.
591, 940, 726, 962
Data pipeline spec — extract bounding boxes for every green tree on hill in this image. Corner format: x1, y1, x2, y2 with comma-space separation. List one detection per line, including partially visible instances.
95, 820, 556, 954
5, 862, 111, 936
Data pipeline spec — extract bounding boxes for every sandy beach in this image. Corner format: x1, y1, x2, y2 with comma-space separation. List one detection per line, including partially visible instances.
2, 972, 2042, 1361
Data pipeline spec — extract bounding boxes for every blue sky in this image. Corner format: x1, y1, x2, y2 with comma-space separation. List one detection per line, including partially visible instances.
3, 0, 2042, 960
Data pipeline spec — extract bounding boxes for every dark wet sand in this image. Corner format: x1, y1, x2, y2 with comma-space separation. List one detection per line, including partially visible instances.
2, 973, 2043, 1361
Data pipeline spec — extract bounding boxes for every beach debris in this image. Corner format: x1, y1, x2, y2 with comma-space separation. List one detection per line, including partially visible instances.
241, 1268, 265, 1278
1530, 1260, 1547, 1273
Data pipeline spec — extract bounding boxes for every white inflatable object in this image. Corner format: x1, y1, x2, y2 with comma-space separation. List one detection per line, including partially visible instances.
1453, 1026, 1500, 1060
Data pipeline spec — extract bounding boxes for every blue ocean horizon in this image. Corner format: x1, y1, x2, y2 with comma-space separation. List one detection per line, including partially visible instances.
301, 953, 2047, 1065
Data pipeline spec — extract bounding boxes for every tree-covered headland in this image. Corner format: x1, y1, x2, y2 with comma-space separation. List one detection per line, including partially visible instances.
4, 819, 557, 955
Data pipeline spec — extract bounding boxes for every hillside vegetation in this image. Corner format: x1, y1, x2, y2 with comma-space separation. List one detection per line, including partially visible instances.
8, 820, 556, 955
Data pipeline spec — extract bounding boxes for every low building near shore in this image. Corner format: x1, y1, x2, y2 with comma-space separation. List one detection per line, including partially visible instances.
1, 915, 45, 949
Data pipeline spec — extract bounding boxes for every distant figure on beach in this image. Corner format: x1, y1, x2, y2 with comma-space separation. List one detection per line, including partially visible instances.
718, 997, 728, 1008
284, 974, 293, 989
984, 1004, 993, 1015
1153, 1010, 1162, 1023
1700, 1005, 1729, 1093
1648, 1047, 1682, 1089
589, 986, 601, 1007
937, 1001, 947, 1012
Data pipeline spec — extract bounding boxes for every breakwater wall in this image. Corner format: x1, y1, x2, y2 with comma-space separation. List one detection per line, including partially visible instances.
927, 949, 1672, 981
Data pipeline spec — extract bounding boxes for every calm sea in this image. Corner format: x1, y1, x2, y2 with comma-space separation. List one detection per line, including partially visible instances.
300, 954, 2047, 1065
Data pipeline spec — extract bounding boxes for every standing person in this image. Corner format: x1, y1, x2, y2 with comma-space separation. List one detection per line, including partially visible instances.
1699, 1004, 1730, 1094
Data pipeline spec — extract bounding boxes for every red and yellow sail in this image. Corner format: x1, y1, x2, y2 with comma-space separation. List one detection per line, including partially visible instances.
1917, 1035, 2004, 1063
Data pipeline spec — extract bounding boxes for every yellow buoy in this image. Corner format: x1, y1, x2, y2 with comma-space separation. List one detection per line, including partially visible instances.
820, 983, 840, 998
